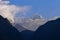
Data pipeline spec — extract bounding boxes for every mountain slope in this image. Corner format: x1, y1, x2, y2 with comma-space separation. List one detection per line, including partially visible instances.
0, 15, 22, 40
33, 18, 60, 40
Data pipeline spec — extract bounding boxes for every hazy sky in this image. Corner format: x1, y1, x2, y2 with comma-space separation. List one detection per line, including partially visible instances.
10, 0, 60, 19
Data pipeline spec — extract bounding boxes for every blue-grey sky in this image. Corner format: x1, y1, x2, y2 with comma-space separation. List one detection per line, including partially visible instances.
10, 0, 60, 19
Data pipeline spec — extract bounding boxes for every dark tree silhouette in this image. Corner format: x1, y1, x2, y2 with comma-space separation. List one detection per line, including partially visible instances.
33, 18, 60, 40
0, 15, 22, 40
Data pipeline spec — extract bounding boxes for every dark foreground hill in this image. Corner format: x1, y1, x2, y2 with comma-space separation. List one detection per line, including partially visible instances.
21, 30, 34, 40
33, 18, 60, 40
1, 15, 60, 40
14, 24, 34, 40
0, 15, 22, 40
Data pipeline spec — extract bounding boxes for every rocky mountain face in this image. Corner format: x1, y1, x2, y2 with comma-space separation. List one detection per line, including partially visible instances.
33, 18, 60, 40
0, 15, 22, 40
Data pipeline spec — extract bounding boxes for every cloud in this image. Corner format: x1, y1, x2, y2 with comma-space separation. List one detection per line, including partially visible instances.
0, 0, 31, 23
0, 5, 19, 23
0, 0, 10, 4
0, 0, 46, 31
15, 14, 46, 31
48, 16, 60, 21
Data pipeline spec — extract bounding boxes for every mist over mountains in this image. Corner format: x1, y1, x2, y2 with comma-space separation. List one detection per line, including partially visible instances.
0, 0, 60, 32
14, 14, 46, 32
0, 0, 60, 40
13, 15, 60, 32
